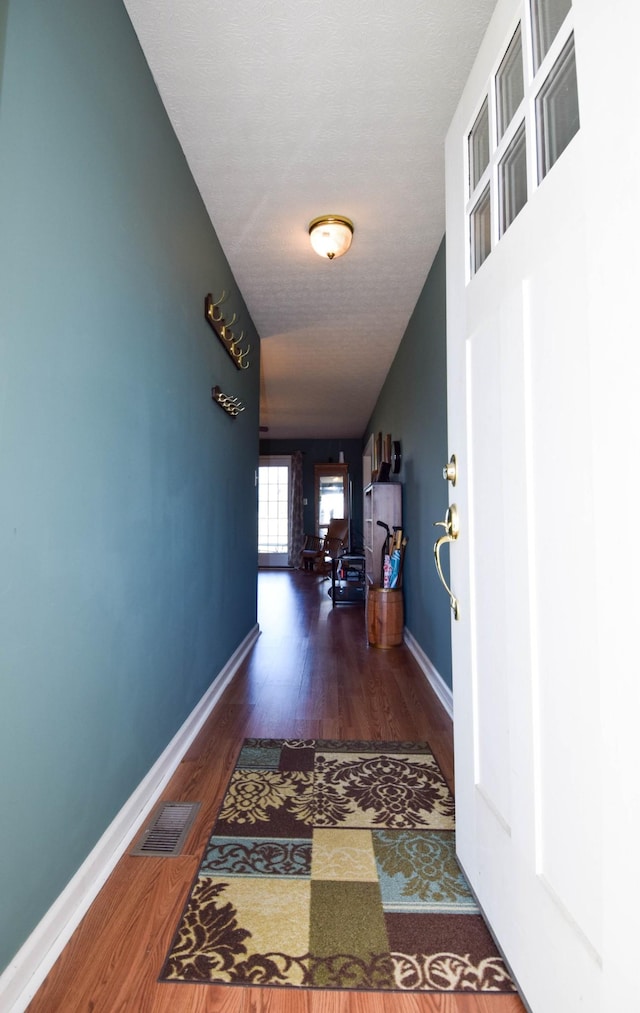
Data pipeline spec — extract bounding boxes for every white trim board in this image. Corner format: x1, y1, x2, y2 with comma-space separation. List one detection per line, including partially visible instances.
403, 627, 454, 720
0, 624, 260, 1013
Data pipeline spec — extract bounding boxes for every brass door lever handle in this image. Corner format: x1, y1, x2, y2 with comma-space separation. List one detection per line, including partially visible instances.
433, 504, 460, 620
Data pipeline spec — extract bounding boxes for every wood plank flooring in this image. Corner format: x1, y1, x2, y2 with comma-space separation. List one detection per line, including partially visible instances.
28, 569, 526, 1012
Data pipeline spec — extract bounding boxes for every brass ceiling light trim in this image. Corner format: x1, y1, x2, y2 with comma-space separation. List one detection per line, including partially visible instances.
308, 215, 354, 260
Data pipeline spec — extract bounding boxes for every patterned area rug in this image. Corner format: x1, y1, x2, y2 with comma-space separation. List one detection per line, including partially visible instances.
159, 739, 516, 993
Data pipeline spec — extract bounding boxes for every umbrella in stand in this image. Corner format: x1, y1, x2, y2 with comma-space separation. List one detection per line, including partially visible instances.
376, 519, 391, 586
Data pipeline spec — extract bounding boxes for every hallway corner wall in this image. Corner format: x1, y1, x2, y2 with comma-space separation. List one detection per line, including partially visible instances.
364, 237, 452, 688
0, 0, 259, 974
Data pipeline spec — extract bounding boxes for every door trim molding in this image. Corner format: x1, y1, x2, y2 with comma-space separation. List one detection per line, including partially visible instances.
0, 624, 260, 1013
404, 627, 454, 719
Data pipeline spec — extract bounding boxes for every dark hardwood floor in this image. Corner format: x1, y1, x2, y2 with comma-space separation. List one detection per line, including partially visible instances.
28, 569, 525, 1012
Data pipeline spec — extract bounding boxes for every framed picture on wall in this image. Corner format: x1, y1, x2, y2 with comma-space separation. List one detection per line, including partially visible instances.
363, 433, 374, 487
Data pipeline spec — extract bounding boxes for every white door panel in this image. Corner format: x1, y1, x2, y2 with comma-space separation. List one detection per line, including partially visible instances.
467, 309, 514, 830
525, 251, 601, 953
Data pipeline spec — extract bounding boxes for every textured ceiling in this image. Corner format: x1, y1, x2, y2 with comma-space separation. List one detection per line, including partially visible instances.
123, 0, 497, 439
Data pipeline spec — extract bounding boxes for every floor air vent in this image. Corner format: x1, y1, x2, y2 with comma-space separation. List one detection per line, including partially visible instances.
130, 801, 200, 857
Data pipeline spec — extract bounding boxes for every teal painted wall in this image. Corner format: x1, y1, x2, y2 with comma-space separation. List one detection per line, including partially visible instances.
259, 438, 364, 547
0, 1, 7, 94
0, 0, 259, 971
365, 238, 452, 687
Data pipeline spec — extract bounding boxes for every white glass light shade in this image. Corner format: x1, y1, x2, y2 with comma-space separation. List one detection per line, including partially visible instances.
308, 215, 354, 260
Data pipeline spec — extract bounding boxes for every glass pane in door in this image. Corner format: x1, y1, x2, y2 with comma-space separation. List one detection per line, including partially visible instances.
496, 24, 524, 140
536, 34, 579, 181
499, 121, 528, 235
531, 0, 572, 71
470, 184, 491, 276
318, 473, 345, 534
469, 97, 490, 192
258, 461, 289, 566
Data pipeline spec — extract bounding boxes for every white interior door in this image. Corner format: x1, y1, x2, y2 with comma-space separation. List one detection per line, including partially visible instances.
444, 1, 608, 1008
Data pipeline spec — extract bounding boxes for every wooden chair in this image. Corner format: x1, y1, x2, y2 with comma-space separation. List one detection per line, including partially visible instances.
300, 518, 349, 573
300, 534, 324, 572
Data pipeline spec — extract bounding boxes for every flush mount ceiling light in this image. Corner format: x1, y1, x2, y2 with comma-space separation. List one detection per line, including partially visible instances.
308, 215, 354, 260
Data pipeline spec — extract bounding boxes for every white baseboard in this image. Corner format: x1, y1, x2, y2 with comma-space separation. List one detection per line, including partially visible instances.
0, 624, 260, 1013
403, 627, 454, 719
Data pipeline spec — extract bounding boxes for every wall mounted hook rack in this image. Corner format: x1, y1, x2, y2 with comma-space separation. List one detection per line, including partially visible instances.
205, 293, 251, 370
211, 385, 245, 418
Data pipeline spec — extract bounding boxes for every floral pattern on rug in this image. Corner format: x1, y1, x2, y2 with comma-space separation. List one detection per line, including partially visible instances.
218, 770, 313, 824
314, 751, 455, 829
372, 830, 480, 912
159, 739, 516, 994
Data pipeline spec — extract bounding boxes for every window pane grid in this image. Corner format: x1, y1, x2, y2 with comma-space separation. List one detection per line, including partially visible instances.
465, 0, 576, 281
258, 464, 289, 554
